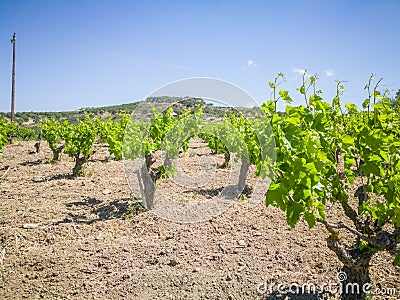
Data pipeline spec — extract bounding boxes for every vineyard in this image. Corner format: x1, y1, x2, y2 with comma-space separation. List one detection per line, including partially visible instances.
0, 74, 399, 299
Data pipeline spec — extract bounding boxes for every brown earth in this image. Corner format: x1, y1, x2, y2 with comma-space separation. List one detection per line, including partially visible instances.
0, 140, 399, 300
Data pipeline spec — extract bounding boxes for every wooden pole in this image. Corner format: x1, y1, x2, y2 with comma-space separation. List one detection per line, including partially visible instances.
11, 33, 16, 122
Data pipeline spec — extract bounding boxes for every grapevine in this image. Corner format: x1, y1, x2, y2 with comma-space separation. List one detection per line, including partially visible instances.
63, 116, 96, 176
0, 118, 8, 155
40, 119, 67, 161
264, 72, 400, 299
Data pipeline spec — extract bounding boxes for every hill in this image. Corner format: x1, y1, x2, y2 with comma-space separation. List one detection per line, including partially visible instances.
0, 96, 262, 126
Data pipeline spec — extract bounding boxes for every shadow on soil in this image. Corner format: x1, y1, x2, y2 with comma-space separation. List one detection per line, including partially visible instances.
182, 184, 253, 198
54, 197, 134, 225
262, 290, 333, 299
32, 173, 74, 182
261, 290, 336, 300
19, 159, 43, 167
183, 187, 224, 197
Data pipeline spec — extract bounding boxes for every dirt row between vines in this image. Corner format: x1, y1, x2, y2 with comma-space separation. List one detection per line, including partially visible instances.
0, 141, 399, 299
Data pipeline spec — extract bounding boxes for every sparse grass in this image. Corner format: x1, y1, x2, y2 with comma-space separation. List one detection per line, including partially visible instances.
126, 199, 147, 221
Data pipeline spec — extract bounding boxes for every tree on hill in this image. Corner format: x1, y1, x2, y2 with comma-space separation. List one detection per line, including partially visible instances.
391, 89, 400, 109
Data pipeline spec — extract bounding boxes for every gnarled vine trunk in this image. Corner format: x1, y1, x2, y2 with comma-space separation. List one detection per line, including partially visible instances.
338, 249, 373, 300
221, 149, 230, 168
137, 154, 158, 209
52, 144, 64, 161
72, 153, 88, 177
326, 231, 374, 300
7, 134, 12, 144
139, 162, 155, 209
238, 156, 249, 195
34, 141, 41, 153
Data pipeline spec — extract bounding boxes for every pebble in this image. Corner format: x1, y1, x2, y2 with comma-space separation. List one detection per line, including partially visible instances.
226, 270, 233, 281
22, 223, 39, 229
238, 265, 246, 272
238, 240, 246, 247
192, 266, 201, 273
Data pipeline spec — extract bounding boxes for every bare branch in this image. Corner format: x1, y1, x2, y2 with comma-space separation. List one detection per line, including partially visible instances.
318, 219, 355, 266
318, 220, 387, 249
319, 219, 341, 229
340, 200, 359, 226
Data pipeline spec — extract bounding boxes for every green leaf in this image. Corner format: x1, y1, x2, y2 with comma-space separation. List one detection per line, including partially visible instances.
305, 162, 318, 175
393, 251, 400, 266
266, 183, 288, 211
261, 100, 275, 114
360, 162, 383, 177
379, 149, 389, 162
345, 103, 358, 114
359, 239, 369, 251
279, 90, 293, 103
344, 156, 354, 169
345, 170, 355, 184
374, 90, 383, 99
341, 135, 354, 147
304, 211, 316, 228
285, 117, 301, 126
314, 202, 326, 220
314, 100, 329, 112
286, 200, 304, 228
362, 98, 370, 109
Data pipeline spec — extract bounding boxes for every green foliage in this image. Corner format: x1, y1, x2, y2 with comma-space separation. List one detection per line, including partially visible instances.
394, 251, 400, 266
39, 119, 70, 161
63, 116, 96, 176
63, 116, 96, 158
123, 107, 177, 162
5, 121, 19, 139
0, 119, 8, 154
40, 119, 64, 152
390, 89, 400, 109
122, 120, 151, 160
96, 113, 130, 160
0, 118, 36, 153
265, 73, 400, 266
123, 106, 204, 178
163, 107, 203, 158
17, 127, 36, 140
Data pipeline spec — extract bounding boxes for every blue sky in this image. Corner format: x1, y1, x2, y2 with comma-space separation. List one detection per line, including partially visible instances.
0, 0, 399, 112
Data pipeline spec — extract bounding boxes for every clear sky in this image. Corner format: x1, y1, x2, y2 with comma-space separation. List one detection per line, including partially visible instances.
0, 0, 399, 112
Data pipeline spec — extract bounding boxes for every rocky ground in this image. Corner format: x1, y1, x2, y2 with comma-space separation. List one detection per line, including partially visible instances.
0, 141, 399, 299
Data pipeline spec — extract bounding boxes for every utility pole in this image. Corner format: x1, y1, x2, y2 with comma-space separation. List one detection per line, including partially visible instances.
10, 32, 16, 122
